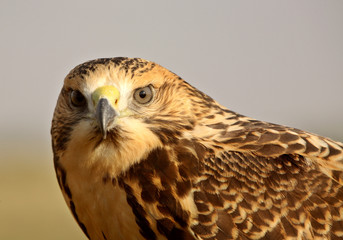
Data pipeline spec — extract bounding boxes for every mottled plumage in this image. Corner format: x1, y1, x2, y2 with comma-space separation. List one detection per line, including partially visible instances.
51, 57, 343, 240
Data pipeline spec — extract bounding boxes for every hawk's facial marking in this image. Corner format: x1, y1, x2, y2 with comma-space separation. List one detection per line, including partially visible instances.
51, 88, 89, 153
139, 81, 199, 144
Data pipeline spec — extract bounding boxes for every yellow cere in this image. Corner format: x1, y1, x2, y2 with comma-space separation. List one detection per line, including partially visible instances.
92, 85, 120, 107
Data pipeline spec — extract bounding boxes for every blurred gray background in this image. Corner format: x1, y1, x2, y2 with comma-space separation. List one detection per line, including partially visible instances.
0, 1, 342, 239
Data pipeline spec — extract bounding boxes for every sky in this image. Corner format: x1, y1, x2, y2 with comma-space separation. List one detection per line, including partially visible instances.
0, 1, 342, 239
1, 0, 343, 160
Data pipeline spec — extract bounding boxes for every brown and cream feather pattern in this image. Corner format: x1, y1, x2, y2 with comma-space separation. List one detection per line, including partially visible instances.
51, 57, 343, 240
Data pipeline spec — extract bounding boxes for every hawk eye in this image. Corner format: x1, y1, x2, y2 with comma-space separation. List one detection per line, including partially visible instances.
133, 85, 153, 104
70, 90, 86, 107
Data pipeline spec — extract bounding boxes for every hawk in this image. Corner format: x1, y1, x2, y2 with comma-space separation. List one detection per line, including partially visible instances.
51, 57, 343, 240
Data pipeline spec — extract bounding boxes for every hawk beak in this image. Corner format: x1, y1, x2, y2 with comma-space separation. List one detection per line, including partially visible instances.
95, 98, 117, 139
92, 86, 120, 139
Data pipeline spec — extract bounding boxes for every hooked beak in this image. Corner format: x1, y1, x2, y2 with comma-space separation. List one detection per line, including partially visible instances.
92, 86, 120, 139
95, 98, 117, 139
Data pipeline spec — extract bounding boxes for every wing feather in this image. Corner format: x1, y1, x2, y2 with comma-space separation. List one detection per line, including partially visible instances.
191, 118, 343, 239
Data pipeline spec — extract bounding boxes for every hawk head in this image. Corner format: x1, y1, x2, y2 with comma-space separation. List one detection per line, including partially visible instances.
51, 57, 211, 176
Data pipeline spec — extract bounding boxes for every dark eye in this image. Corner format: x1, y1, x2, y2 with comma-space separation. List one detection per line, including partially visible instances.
70, 90, 86, 107
133, 85, 153, 104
